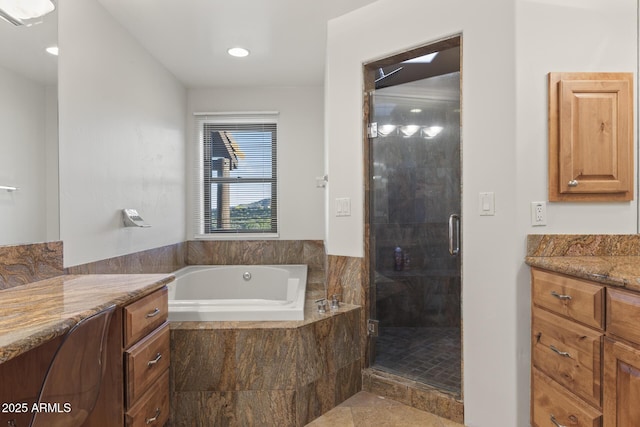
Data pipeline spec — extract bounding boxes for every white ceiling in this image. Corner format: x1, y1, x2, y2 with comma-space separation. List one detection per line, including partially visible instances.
0, 8, 57, 85
0, 0, 378, 87
98, 0, 379, 88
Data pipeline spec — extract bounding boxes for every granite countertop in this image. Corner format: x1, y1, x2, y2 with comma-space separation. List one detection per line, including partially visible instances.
525, 255, 640, 292
0, 273, 174, 364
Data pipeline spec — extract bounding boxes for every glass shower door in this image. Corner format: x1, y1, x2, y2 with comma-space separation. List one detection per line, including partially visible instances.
369, 71, 462, 397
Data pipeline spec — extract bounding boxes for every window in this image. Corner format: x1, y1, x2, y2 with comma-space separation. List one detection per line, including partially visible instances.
194, 113, 278, 236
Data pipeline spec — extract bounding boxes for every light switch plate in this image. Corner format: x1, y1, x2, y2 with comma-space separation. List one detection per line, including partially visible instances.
479, 192, 495, 216
336, 197, 351, 217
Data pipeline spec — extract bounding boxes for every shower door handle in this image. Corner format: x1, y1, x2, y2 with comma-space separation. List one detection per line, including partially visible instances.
448, 214, 460, 256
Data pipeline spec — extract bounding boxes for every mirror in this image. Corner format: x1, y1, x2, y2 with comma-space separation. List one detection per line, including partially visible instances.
0, 9, 58, 245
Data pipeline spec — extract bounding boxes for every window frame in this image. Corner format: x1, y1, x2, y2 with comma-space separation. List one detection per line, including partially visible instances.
193, 112, 279, 239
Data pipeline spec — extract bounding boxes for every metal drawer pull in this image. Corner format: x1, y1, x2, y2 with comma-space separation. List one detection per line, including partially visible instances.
146, 308, 160, 318
550, 414, 566, 427
147, 353, 162, 367
550, 345, 571, 358
550, 291, 572, 301
568, 180, 578, 187
146, 408, 161, 424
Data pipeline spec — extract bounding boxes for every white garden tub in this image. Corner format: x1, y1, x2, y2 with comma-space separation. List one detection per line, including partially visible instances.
168, 265, 307, 321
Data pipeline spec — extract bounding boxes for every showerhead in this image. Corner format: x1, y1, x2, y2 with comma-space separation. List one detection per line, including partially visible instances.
375, 66, 403, 83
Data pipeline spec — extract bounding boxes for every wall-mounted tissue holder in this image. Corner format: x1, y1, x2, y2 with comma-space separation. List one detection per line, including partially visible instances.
122, 209, 151, 228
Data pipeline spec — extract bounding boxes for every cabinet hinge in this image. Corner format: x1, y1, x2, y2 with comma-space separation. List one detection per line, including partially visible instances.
367, 122, 378, 138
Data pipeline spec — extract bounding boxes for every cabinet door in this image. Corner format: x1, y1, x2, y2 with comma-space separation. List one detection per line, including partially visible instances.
549, 72, 634, 202
603, 338, 640, 426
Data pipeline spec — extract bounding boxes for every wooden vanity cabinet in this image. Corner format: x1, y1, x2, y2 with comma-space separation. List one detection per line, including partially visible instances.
86, 286, 170, 427
531, 268, 640, 427
531, 267, 604, 426
603, 288, 640, 427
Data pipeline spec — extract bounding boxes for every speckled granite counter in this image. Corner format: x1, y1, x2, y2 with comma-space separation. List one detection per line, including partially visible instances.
525, 234, 640, 292
0, 274, 174, 364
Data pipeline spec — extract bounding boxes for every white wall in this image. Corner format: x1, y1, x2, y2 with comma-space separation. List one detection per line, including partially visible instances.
187, 86, 325, 240
326, 0, 637, 425
0, 65, 48, 245
58, 0, 187, 267
514, 1, 638, 425
45, 84, 59, 242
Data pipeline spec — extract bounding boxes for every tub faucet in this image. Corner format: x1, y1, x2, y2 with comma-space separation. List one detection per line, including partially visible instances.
315, 298, 327, 314
330, 294, 341, 310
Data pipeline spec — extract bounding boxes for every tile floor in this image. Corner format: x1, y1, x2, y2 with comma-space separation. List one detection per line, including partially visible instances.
305, 391, 464, 427
374, 327, 462, 397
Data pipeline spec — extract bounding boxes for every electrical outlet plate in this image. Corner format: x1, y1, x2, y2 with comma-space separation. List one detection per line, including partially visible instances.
530, 201, 547, 226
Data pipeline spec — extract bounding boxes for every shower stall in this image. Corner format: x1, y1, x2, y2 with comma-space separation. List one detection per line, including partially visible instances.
367, 44, 462, 397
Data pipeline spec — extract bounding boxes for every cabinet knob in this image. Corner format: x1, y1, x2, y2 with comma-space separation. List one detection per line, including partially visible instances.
568, 180, 579, 187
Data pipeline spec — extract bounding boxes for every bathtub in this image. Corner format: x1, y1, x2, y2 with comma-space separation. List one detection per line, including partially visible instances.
167, 264, 308, 321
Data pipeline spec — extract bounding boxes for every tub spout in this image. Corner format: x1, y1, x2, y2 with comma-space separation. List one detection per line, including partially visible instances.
330, 294, 341, 310
315, 298, 327, 314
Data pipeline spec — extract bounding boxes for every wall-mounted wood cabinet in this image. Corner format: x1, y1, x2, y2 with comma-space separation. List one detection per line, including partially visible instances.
548, 72, 634, 202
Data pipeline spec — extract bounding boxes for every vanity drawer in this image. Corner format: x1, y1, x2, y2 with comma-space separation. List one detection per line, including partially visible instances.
124, 287, 168, 347
532, 268, 604, 329
125, 369, 170, 427
125, 322, 170, 408
532, 368, 601, 427
607, 288, 640, 345
532, 307, 603, 408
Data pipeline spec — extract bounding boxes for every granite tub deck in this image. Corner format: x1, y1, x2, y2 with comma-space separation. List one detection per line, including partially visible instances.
0, 273, 175, 364
526, 234, 640, 290
169, 302, 362, 427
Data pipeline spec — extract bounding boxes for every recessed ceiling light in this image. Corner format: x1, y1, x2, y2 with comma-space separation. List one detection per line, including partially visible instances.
410, 108, 422, 113
45, 46, 58, 56
228, 47, 249, 58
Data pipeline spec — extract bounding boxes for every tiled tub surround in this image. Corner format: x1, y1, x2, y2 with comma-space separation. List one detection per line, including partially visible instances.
169, 305, 362, 426
66, 242, 187, 275
66, 240, 327, 298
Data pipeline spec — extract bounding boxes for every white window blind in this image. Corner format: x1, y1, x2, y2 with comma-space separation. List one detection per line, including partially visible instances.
193, 112, 278, 237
